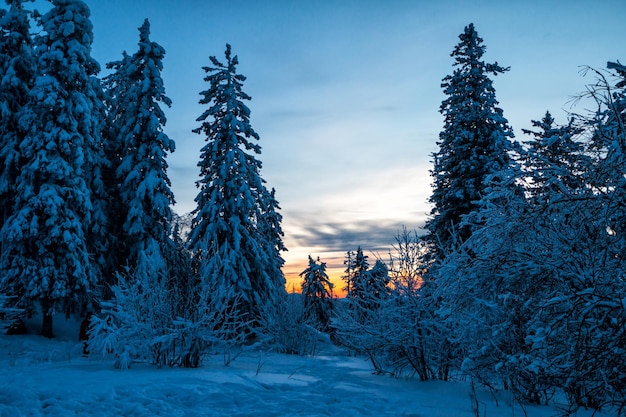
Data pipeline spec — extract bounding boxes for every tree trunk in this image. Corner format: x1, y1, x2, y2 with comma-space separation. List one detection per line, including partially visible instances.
41, 307, 54, 339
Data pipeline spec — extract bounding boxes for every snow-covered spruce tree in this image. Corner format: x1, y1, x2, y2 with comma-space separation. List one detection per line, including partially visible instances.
166, 223, 194, 320
343, 246, 369, 306
342, 248, 390, 322
300, 256, 334, 332
425, 23, 515, 261
114, 19, 175, 270
337, 247, 371, 339
89, 19, 185, 367
419, 23, 517, 385
0, 0, 106, 338
0, 0, 35, 237
188, 44, 287, 340
341, 250, 354, 297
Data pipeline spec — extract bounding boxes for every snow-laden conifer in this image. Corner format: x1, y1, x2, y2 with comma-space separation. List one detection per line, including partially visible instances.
343, 246, 369, 299
89, 19, 184, 367
300, 256, 334, 332
115, 19, 175, 258
1, 0, 104, 337
342, 248, 390, 321
426, 23, 515, 260
360, 260, 390, 309
418, 23, 520, 388
188, 44, 286, 336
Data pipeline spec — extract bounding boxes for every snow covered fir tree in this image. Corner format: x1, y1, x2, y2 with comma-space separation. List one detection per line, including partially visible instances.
87, 18, 187, 368
425, 23, 516, 261
0, 0, 106, 338
0, 3, 624, 413
187, 44, 287, 340
424, 21, 520, 382
300, 256, 334, 332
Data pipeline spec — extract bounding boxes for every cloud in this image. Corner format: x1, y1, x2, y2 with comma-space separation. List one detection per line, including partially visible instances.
290, 219, 423, 254
281, 216, 426, 295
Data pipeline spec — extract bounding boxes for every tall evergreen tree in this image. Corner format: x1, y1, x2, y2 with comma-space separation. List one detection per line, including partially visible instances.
188, 44, 286, 334
115, 19, 175, 268
0, 0, 103, 337
426, 23, 515, 260
416, 22, 517, 386
0, 0, 35, 237
300, 256, 334, 332
104, 19, 177, 365
343, 246, 369, 301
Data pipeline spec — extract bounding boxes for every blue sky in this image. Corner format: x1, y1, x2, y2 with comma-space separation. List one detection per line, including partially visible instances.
31, 0, 626, 288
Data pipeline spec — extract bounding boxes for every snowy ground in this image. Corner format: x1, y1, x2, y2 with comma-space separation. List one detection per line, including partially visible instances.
0, 317, 613, 417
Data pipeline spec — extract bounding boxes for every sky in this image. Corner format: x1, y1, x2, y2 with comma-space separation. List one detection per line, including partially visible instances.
30, 0, 626, 291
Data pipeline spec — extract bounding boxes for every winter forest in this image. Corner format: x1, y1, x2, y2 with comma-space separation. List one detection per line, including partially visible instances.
0, 0, 625, 416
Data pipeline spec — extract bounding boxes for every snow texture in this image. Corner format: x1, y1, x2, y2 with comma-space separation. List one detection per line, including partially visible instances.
0, 316, 611, 417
